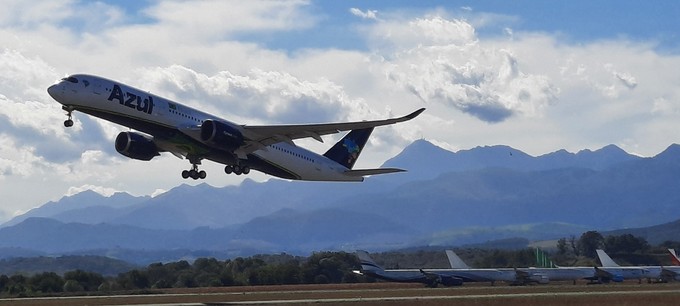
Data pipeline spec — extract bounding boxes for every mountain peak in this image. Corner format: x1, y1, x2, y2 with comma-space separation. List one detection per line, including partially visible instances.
654, 143, 680, 163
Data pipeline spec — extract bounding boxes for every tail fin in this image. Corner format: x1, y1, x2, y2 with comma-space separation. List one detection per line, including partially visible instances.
596, 249, 620, 267
355, 250, 385, 273
445, 250, 471, 269
534, 248, 558, 268
323, 128, 374, 169
668, 249, 680, 265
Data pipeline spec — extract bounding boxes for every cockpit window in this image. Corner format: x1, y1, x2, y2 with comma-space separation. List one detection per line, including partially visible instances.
61, 77, 79, 83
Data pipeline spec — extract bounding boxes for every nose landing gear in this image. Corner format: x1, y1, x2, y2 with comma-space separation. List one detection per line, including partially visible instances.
63, 106, 74, 127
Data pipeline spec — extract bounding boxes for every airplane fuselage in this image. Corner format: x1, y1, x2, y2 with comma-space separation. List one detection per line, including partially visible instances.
48, 74, 421, 181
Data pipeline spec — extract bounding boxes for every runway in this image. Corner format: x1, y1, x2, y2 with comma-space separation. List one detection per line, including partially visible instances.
3, 282, 680, 305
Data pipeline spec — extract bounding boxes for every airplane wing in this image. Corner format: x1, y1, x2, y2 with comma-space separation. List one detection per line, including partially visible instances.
237, 108, 425, 153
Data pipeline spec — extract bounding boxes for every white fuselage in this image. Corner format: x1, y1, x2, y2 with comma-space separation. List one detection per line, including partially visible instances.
48, 74, 363, 181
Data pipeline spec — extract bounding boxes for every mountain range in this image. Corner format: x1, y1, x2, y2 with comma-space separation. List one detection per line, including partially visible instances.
3, 140, 680, 264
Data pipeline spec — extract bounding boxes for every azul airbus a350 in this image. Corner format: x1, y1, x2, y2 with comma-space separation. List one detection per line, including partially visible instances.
47, 74, 424, 181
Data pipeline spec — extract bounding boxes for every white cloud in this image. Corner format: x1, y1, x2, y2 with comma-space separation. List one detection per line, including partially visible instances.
65, 184, 119, 197
614, 71, 637, 89
370, 16, 558, 122
151, 189, 167, 198
143, 0, 316, 40
0, 2, 679, 223
350, 8, 379, 21
136, 65, 371, 124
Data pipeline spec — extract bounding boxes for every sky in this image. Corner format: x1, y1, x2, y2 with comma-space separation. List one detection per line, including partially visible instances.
1, 0, 679, 222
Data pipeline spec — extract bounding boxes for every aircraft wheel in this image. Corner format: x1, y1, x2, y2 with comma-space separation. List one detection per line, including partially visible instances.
182, 170, 190, 179
233, 165, 242, 175
189, 169, 198, 179
242, 166, 250, 174
199, 170, 207, 179
224, 165, 233, 174
64, 119, 74, 127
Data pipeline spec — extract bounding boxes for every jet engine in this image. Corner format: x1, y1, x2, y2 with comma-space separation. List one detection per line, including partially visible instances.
437, 275, 464, 287
200, 120, 244, 150
115, 131, 160, 161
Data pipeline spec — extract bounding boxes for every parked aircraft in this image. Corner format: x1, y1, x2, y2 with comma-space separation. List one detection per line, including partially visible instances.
47, 74, 424, 181
354, 250, 464, 287
442, 250, 543, 285
355, 250, 524, 287
595, 249, 661, 283
446, 250, 595, 285
668, 249, 680, 265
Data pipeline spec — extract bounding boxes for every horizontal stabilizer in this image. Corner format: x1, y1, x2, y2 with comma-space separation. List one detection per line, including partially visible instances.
344, 168, 406, 177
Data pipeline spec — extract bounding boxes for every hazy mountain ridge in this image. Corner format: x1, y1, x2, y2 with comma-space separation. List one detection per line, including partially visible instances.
3, 141, 679, 261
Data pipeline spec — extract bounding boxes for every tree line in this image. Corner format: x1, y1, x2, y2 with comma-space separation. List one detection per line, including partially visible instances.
1, 233, 678, 298
0, 251, 366, 297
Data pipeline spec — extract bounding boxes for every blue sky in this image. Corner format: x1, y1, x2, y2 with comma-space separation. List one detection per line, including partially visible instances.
1, 0, 679, 221
232, 1, 680, 53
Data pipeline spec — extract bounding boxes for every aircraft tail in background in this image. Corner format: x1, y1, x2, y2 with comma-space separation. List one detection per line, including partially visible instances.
445, 250, 471, 269
355, 250, 385, 274
669, 249, 680, 266
596, 249, 620, 267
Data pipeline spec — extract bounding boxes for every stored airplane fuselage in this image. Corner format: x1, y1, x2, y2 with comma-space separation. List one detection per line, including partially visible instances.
47, 74, 423, 181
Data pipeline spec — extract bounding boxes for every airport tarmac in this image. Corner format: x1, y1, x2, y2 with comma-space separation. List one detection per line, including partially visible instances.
2, 282, 680, 305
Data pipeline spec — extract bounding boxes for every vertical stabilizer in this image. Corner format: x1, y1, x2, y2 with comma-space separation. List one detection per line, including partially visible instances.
445, 250, 471, 269
324, 128, 374, 169
355, 250, 385, 273
669, 249, 680, 265
596, 249, 620, 267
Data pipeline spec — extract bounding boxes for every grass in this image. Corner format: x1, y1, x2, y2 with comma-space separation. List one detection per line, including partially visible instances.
2, 281, 680, 305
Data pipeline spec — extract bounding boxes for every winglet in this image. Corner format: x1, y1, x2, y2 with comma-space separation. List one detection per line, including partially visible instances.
406, 108, 426, 120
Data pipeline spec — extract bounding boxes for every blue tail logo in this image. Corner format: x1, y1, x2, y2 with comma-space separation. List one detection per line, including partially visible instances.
324, 128, 373, 169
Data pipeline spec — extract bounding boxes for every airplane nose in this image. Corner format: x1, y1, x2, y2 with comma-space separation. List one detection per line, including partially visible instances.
47, 84, 61, 100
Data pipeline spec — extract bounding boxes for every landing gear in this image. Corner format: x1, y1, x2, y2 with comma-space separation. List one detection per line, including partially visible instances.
224, 164, 250, 175
63, 106, 74, 127
182, 160, 207, 180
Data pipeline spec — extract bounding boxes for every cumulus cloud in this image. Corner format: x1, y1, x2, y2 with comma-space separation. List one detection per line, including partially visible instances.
350, 8, 379, 21
65, 184, 119, 197
137, 65, 371, 124
143, 0, 317, 40
372, 16, 558, 122
1, 1, 679, 222
614, 71, 637, 89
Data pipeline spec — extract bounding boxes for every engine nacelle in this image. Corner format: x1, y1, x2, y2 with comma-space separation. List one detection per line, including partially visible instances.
200, 120, 244, 150
115, 131, 160, 161
438, 276, 464, 287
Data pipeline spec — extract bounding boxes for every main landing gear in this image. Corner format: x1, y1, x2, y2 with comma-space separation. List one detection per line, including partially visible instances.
182, 159, 207, 180
224, 164, 250, 175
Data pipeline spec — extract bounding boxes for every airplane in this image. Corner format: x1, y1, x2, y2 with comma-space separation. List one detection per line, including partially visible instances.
595, 249, 661, 283
668, 249, 680, 266
442, 250, 537, 285
447, 249, 597, 285
354, 250, 522, 287
47, 74, 425, 181
354, 250, 464, 287
447, 249, 598, 285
